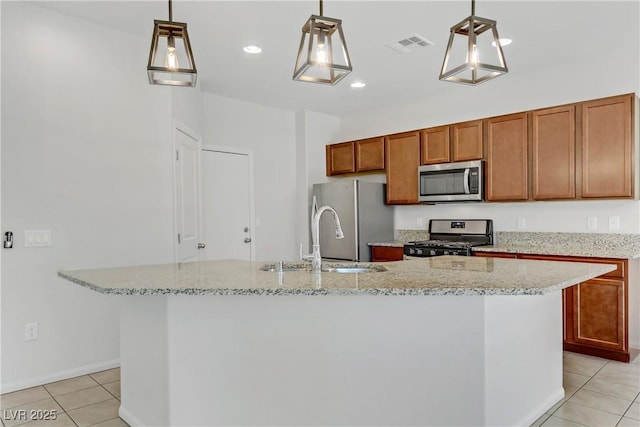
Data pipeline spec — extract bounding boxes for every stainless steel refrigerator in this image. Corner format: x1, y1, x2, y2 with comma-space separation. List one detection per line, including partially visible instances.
312, 180, 394, 262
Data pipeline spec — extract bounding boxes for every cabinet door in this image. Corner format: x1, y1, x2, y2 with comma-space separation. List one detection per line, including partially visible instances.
371, 246, 404, 262
580, 94, 633, 198
356, 137, 385, 172
420, 126, 450, 165
573, 278, 626, 351
385, 131, 421, 204
532, 105, 576, 200
485, 113, 528, 201
563, 287, 574, 343
326, 142, 355, 176
452, 120, 483, 162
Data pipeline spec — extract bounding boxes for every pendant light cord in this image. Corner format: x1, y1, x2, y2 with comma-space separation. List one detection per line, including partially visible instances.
319, 0, 323, 16
471, 0, 475, 16
168, 0, 173, 22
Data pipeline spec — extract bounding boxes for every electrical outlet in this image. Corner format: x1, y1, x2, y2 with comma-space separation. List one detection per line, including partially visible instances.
608, 216, 620, 230
587, 217, 598, 230
517, 217, 526, 229
25, 322, 38, 341
417, 217, 424, 228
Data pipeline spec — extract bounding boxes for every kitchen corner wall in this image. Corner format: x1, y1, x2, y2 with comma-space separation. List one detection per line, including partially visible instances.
296, 110, 342, 252
201, 93, 298, 261
1, 3, 176, 392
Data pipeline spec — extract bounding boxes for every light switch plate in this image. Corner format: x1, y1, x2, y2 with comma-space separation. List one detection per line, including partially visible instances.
517, 217, 526, 229
24, 230, 52, 247
587, 217, 598, 230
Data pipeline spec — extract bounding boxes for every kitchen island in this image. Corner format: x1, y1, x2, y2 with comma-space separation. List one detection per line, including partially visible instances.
59, 256, 614, 427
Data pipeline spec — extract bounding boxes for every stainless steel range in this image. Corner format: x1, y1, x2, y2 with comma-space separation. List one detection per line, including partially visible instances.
403, 219, 493, 257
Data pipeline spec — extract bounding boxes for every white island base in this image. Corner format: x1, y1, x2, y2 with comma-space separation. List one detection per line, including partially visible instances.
119, 293, 563, 427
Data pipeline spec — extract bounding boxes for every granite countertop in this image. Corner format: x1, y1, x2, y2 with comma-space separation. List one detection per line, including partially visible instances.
368, 241, 405, 247
58, 256, 614, 297
472, 232, 640, 259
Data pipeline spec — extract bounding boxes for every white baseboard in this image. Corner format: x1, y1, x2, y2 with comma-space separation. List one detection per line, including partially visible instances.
515, 387, 565, 427
119, 405, 144, 427
0, 359, 120, 394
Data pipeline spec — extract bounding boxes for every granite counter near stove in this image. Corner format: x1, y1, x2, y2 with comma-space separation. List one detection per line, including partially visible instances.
473, 231, 640, 259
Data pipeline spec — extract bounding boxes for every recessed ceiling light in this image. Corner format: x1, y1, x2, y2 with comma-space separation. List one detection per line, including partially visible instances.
491, 38, 512, 47
243, 45, 262, 54
350, 82, 366, 88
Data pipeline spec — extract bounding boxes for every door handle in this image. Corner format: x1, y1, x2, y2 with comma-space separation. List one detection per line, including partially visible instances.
244, 237, 252, 243
197, 243, 206, 249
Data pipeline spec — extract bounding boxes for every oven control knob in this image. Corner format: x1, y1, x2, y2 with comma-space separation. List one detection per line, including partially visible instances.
409, 248, 415, 255
430, 250, 436, 256
416, 249, 423, 255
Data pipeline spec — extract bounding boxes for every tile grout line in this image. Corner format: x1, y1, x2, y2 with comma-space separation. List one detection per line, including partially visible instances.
545, 357, 626, 426
43, 386, 80, 427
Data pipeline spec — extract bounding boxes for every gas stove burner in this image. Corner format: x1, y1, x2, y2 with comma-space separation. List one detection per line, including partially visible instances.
404, 219, 493, 258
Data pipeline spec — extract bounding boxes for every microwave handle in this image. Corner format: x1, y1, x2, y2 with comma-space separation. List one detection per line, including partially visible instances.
463, 168, 470, 194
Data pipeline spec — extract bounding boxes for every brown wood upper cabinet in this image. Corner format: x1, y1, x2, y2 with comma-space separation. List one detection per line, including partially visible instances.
355, 137, 385, 172
532, 105, 576, 200
326, 142, 355, 176
485, 113, 529, 201
420, 126, 450, 164
421, 122, 483, 165
326, 137, 385, 176
580, 94, 634, 198
452, 120, 484, 162
385, 131, 421, 204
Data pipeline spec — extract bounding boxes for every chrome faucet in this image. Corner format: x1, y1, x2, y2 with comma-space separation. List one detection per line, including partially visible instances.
303, 201, 344, 272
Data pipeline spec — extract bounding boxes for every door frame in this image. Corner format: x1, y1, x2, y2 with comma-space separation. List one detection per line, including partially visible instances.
172, 121, 202, 263
201, 144, 256, 262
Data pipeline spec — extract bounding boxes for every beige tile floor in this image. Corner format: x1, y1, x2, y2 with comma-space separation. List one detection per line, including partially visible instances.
0, 368, 126, 427
532, 352, 640, 427
1, 353, 639, 427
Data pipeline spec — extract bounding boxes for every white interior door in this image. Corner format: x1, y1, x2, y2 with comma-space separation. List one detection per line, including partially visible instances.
201, 148, 253, 261
174, 127, 201, 263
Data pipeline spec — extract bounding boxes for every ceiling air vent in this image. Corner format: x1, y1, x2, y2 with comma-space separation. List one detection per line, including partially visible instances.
386, 34, 434, 54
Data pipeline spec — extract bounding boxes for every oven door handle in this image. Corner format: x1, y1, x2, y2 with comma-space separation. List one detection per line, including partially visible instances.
463, 168, 470, 194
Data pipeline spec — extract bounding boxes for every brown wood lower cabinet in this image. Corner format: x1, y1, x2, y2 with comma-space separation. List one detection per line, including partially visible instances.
474, 251, 629, 362
370, 246, 404, 262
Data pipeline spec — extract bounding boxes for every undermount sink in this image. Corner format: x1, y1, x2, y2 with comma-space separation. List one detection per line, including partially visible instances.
260, 263, 386, 273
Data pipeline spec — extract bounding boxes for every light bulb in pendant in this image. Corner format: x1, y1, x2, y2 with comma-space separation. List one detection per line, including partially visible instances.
316, 32, 328, 64
165, 36, 179, 69
469, 44, 479, 69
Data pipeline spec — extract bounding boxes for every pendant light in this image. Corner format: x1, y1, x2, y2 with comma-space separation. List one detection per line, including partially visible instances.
293, 0, 352, 85
439, 0, 508, 85
147, 0, 197, 87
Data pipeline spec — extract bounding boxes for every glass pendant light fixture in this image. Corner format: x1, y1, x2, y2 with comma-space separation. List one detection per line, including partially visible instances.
147, 0, 197, 87
439, 0, 508, 85
293, 0, 352, 85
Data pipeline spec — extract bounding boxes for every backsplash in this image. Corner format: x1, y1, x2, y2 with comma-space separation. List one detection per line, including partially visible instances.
496, 231, 640, 254
395, 229, 430, 242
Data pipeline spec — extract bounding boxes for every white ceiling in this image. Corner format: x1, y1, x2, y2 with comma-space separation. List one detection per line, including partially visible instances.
33, 1, 638, 115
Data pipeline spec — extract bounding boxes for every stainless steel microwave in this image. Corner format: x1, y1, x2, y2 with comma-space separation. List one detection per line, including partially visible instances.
418, 160, 484, 203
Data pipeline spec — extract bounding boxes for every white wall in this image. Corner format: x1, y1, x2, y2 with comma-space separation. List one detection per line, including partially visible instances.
1, 3, 177, 392
395, 201, 640, 234
295, 110, 342, 252
202, 93, 297, 261
336, 1, 640, 235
